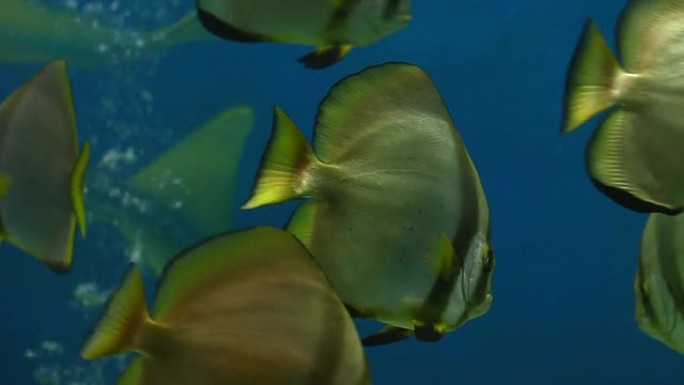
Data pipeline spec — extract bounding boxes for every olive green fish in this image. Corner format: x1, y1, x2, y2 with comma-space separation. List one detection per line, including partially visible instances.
0, 60, 89, 273
81, 227, 371, 385
88, 106, 254, 275
636, 213, 684, 354
563, 0, 684, 214
195, 0, 412, 68
243, 63, 494, 345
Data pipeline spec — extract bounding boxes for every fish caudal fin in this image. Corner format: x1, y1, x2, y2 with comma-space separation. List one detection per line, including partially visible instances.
145, 10, 212, 48
297, 45, 353, 69
81, 265, 150, 360
242, 107, 317, 209
563, 19, 623, 134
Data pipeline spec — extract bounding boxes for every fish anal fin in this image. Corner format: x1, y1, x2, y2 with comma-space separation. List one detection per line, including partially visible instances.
297, 45, 353, 69
362, 325, 413, 347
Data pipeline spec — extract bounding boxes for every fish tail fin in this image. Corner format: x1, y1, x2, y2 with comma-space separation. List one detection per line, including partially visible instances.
563, 19, 624, 134
81, 265, 150, 360
242, 107, 317, 209
71, 141, 90, 239
145, 10, 210, 48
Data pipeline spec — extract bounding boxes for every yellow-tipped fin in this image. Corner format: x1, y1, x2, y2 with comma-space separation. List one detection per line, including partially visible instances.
431, 234, 460, 281
563, 19, 623, 134
242, 107, 316, 209
81, 265, 149, 360
71, 141, 90, 238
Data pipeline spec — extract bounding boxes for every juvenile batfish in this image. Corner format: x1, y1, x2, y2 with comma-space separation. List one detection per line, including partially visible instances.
563, 0, 684, 214
81, 227, 370, 385
243, 63, 494, 345
195, 0, 412, 68
636, 213, 684, 354
0, 60, 89, 273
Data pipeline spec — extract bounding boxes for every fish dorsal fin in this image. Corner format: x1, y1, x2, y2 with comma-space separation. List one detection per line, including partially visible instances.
313, 62, 453, 163
0, 60, 81, 272
128, 106, 254, 234
152, 227, 320, 318
618, 0, 684, 72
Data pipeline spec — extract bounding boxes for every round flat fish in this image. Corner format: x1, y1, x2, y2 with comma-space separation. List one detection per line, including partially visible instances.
195, 0, 412, 68
563, 1, 684, 213
81, 227, 370, 385
243, 62, 494, 343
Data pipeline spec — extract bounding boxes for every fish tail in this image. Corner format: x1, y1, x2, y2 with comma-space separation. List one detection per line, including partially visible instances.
145, 10, 210, 48
562, 19, 624, 134
81, 265, 150, 360
242, 107, 317, 209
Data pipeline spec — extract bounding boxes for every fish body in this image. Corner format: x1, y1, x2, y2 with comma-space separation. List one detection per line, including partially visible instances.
0, 60, 89, 273
563, 1, 684, 213
81, 227, 370, 385
636, 212, 684, 354
0, 0, 209, 67
244, 63, 493, 343
87, 106, 254, 274
196, 0, 411, 68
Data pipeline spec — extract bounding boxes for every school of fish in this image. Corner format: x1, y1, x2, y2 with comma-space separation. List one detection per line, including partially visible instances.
1, 0, 684, 383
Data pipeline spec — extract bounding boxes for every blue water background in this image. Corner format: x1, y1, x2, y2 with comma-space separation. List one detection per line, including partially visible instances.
0, 0, 681, 384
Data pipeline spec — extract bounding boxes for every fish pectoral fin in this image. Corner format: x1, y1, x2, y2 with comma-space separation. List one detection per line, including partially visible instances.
81, 265, 150, 360
71, 141, 90, 238
362, 325, 414, 347
0, 173, 12, 197
563, 19, 623, 134
297, 44, 353, 69
430, 233, 461, 280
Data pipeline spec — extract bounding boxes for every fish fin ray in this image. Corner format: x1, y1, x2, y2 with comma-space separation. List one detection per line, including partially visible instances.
588, 109, 680, 213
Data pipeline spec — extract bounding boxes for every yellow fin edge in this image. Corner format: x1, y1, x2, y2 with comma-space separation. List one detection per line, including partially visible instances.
71, 141, 90, 238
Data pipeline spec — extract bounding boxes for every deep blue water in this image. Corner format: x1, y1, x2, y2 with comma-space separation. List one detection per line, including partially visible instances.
0, 0, 682, 384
